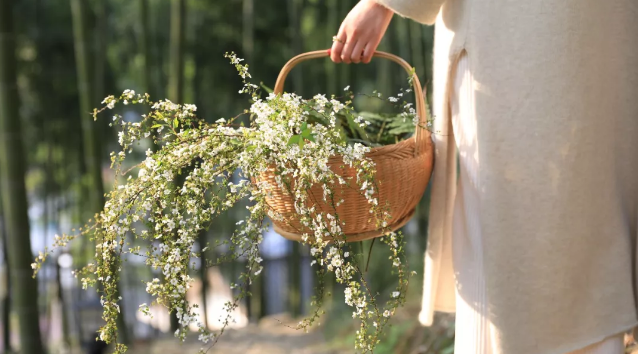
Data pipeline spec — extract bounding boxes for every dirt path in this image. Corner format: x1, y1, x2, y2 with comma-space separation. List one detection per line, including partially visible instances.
130, 315, 347, 354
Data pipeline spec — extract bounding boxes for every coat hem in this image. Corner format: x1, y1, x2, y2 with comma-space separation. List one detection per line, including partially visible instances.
533, 320, 638, 354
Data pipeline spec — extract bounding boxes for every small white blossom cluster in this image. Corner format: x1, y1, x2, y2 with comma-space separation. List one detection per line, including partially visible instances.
32, 52, 413, 354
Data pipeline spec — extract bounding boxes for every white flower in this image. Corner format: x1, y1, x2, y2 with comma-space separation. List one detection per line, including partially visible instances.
99, 330, 109, 342
392, 291, 400, 298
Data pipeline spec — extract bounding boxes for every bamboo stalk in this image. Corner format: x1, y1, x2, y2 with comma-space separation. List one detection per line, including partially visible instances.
242, 0, 254, 64
140, 0, 152, 97
0, 199, 12, 354
0, 0, 46, 352
168, 0, 185, 104
287, 0, 304, 95
325, 0, 338, 94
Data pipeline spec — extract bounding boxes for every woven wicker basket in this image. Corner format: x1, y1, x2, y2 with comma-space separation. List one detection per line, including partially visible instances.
263, 50, 434, 243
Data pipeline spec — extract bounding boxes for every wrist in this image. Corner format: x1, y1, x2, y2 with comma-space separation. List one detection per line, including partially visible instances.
361, 0, 392, 11
365, 0, 393, 14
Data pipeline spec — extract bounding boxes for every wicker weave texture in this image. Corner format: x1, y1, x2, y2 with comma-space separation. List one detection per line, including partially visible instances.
263, 50, 434, 242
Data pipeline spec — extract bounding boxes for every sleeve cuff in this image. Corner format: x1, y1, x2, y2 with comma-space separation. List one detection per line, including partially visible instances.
372, 0, 443, 25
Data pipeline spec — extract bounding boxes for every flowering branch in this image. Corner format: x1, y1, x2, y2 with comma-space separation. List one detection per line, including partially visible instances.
32, 52, 417, 354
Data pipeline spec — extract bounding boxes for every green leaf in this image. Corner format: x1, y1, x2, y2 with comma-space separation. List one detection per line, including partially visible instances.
305, 134, 316, 142
306, 111, 330, 126
173, 118, 179, 128
387, 125, 415, 136
301, 128, 312, 138
301, 122, 308, 131
288, 135, 300, 146
151, 124, 162, 128
358, 111, 388, 122
246, 145, 257, 152
259, 82, 274, 94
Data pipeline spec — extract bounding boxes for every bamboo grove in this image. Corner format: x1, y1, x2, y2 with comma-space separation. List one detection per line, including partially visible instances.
0, 0, 439, 352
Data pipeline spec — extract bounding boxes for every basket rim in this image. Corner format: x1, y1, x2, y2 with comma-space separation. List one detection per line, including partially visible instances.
325, 132, 433, 163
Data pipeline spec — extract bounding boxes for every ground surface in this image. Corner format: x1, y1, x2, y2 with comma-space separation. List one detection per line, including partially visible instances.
127, 310, 638, 354
129, 314, 348, 354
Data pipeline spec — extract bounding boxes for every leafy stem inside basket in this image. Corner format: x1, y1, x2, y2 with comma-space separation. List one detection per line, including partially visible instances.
262, 82, 433, 148
308, 91, 430, 147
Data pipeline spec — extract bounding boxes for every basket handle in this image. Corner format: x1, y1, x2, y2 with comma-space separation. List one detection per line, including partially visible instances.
273, 49, 429, 151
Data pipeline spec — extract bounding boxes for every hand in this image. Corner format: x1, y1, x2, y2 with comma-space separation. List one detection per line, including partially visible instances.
330, 0, 393, 64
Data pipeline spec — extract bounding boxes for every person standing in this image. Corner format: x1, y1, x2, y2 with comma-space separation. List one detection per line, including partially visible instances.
330, 1, 638, 353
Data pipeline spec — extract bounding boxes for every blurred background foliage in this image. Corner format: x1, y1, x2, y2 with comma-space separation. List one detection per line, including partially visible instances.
0, 0, 453, 353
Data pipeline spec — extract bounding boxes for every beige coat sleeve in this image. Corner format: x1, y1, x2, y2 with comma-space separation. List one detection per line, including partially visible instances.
373, 0, 445, 25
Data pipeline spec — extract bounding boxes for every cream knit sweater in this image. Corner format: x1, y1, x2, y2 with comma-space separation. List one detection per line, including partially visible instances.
373, 0, 638, 353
